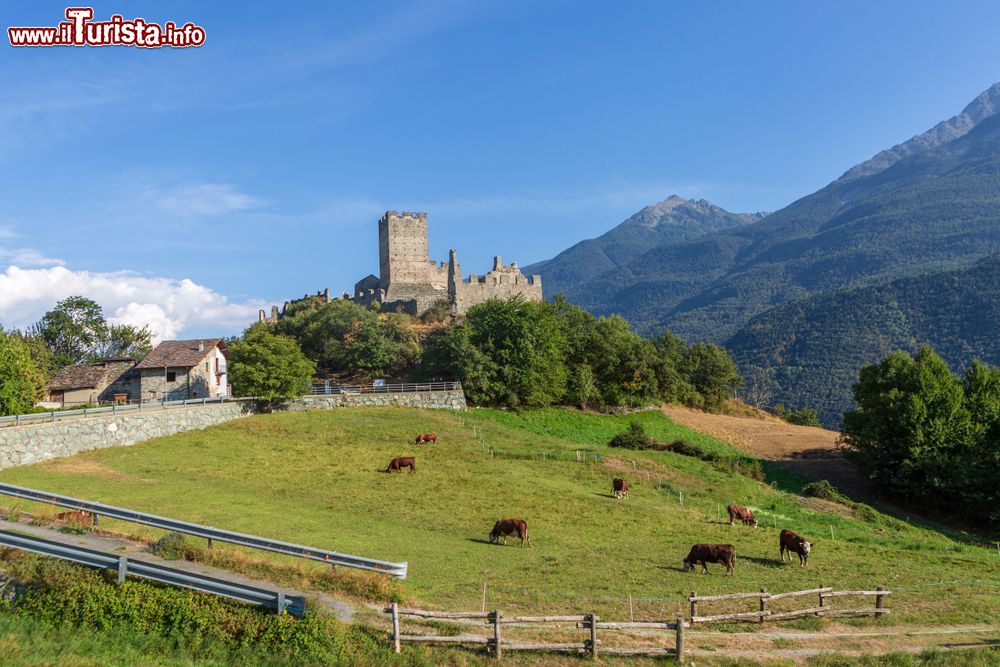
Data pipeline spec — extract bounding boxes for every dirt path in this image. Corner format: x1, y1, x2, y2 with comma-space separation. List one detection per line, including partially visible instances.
0, 519, 357, 621
661, 406, 876, 500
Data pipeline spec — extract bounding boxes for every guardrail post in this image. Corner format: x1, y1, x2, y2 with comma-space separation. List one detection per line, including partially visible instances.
277, 591, 285, 616
391, 602, 401, 653
760, 587, 767, 622
589, 612, 598, 658
875, 586, 884, 616
207, 538, 213, 549
93, 513, 99, 527
117, 556, 127, 584
14, 415, 19, 426
51, 411, 56, 423
690, 591, 697, 622
676, 617, 685, 662
492, 610, 502, 659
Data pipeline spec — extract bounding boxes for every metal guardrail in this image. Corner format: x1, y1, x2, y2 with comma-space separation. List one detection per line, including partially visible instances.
0, 529, 305, 616
0, 483, 408, 579
308, 381, 461, 395
0, 396, 249, 429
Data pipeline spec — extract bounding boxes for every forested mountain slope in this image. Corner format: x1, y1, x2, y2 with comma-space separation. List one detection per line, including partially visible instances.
728, 253, 1000, 426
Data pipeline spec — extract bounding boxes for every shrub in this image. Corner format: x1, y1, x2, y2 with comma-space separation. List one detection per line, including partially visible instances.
608, 422, 665, 450
150, 532, 195, 561
801, 480, 849, 504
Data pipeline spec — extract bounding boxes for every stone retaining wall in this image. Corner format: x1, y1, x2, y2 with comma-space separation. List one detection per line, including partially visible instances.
0, 402, 252, 470
0, 389, 467, 470
287, 389, 467, 412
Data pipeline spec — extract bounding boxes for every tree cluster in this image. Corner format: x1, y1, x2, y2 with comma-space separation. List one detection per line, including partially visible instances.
421, 295, 742, 410
841, 346, 1000, 527
0, 296, 155, 416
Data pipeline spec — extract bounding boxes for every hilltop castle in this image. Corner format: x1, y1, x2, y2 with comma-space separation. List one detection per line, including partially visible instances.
258, 210, 541, 322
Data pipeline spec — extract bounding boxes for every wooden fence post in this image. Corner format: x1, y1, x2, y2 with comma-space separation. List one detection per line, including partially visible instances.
589, 613, 598, 658
875, 586, 884, 617
689, 591, 697, 622
675, 617, 685, 663
759, 587, 767, 622
391, 602, 401, 654
818, 584, 824, 615
493, 610, 502, 659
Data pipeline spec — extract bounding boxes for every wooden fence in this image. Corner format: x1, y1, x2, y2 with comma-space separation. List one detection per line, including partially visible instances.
386, 603, 687, 659
688, 586, 891, 624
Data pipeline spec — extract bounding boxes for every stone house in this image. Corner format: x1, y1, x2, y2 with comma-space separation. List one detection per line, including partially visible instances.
45, 358, 138, 407
135, 339, 229, 402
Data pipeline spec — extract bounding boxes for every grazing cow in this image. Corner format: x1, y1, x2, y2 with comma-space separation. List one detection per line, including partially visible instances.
56, 510, 93, 525
683, 543, 736, 575
727, 503, 758, 527
415, 433, 439, 444
612, 478, 629, 499
385, 456, 416, 473
779, 529, 813, 567
489, 518, 531, 547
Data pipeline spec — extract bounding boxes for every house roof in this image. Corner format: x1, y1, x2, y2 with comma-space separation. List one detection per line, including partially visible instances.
134, 339, 226, 370
46, 358, 136, 391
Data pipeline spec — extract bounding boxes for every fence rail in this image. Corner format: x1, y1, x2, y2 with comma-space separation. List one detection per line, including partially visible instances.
386, 603, 686, 659
308, 381, 461, 395
0, 396, 249, 429
0, 530, 305, 616
689, 586, 890, 624
0, 482, 407, 578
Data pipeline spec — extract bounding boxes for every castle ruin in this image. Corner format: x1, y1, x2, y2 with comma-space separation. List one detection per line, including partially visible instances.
258, 210, 542, 322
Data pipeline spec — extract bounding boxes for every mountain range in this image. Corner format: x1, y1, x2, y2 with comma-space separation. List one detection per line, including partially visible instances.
529, 82, 1000, 426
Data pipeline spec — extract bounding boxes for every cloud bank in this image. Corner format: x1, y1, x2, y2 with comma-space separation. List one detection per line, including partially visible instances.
0, 266, 266, 341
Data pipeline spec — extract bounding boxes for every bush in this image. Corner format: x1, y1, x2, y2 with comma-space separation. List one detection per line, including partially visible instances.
801, 480, 849, 503
150, 532, 193, 560
0, 553, 398, 665
608, 422, 665, 450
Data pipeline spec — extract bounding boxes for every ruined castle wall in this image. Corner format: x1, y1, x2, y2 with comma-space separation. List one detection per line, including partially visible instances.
452, 272, 543, 313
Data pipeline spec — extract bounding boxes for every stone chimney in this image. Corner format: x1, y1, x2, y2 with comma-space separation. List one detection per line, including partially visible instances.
198, 340, 205, 352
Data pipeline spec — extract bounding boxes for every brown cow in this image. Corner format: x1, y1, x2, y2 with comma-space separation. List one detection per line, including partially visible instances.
612, 478, 629, 499
779, 529, 813, 567
56, 510, 93, 526
385, 456, 416, 473
682, 543, 736, 575
727, 503, 758, 528
415, 433, 439, 444
489, 518, 531, 547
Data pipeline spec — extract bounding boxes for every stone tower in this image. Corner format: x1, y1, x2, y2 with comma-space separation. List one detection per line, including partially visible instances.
378, 211, 446, 289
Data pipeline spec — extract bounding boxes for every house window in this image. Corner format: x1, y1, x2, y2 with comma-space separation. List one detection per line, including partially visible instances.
166, 371, 177, 382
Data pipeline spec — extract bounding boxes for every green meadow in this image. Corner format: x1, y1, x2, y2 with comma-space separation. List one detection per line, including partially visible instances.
0, 407, 997, 626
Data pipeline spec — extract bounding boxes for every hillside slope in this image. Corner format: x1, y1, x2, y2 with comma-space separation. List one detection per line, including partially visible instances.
0, 406, 996, 628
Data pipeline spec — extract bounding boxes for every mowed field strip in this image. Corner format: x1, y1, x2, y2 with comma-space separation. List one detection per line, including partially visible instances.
0, 407, 997, 627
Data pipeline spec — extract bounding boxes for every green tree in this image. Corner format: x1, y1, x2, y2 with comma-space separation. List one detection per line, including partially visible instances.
34, 296, 107, 368
90, 323, 154, 361
273, 300, 417, 378
842, 347, 973, 501
565, 363, 598, 408
227, 329, 316, 409
431, 297, 567, 408
0, 330, 46, 416
684, 342, 742, 410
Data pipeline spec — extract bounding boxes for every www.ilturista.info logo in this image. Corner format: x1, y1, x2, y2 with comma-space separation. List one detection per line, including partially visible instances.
8, 8, 206, 48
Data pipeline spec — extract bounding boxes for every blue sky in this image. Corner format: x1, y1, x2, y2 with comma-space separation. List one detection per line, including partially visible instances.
2, 0, 1000, 339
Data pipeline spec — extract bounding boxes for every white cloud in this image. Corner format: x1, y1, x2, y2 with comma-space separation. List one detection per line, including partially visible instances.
147, 182, 267, 218
0, 266, 266, 341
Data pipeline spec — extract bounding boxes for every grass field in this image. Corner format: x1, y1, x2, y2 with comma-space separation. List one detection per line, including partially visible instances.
0, 406, 998, 628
